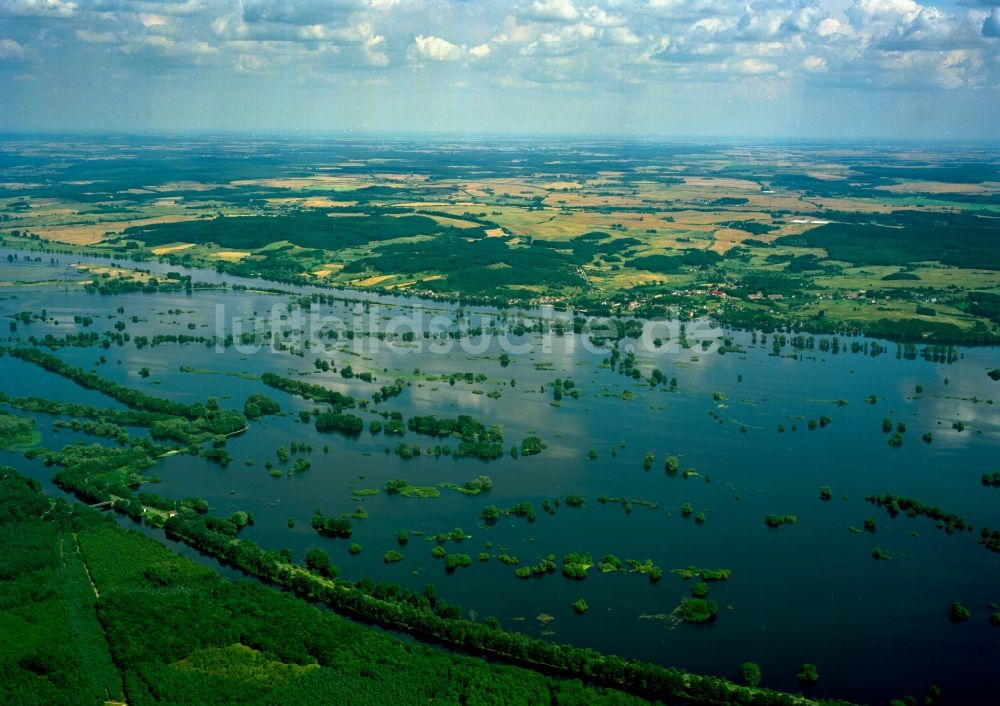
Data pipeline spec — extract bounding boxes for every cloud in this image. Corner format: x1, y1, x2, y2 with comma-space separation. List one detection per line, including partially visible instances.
88, 1, 207, 17
803, 55, 826, 71
605, 26, 640, 45
521, 0, 579, 23
75, 28, 116, 42
412, 34, 463, 62
0, 37, 25, 58
240, 0, 365, 27
0, 0, 998, 107
120, 33, 217, 60
362, 33, 389, 66
469, 42, 491, 59
0, 0, 76, 17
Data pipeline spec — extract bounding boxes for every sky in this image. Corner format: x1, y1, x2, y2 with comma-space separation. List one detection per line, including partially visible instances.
0, 0, 998, 140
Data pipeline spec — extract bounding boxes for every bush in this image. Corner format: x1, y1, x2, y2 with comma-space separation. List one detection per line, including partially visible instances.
571, 598, 589, 615
796, 663, 819, 684
680, 598, 718, 623
740, 662, 762, 687
948, 601, 971, 623
383, 550, 404, 563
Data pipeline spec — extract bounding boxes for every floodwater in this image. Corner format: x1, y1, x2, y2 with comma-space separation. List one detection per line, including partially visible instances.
2, 247, 998, 705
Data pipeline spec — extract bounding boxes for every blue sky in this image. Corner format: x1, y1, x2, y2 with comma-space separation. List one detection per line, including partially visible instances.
1, 0, 998, 140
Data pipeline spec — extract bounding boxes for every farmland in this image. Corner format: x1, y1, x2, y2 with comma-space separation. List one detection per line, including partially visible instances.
3, 138, 998, 343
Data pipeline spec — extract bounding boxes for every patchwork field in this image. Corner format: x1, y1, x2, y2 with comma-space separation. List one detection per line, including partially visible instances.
2, 137, 998, 342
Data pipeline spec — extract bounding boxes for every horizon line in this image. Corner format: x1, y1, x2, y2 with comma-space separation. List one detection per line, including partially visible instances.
1, 129, 999, 148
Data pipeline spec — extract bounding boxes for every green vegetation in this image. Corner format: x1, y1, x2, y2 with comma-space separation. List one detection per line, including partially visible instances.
671, 567, 732, 581
481, 502, 537, 524
385, 479, 441, 499
9, 347, 247, 433
383, 551, 404, 563
443, 554, 472, 571
680, 598, 718, 624
571, 599, 589, 615
243, 393, 280, 419
948, 602, 972, 623
764, 514, 798, 528
780, 210, 1000, 270
819, 486, 833, 501
520, 436, 546, 456
0, 411, 37, 448
439, 475, 493, 495
315, 410, 364, 435
260, 372, 356, 407
866, 493, 969, 534
407, 415, 505, 459
741, 662, 762, 688
562, 552, 593, 580
310, 511, 352, 539
796, 664, 819, 684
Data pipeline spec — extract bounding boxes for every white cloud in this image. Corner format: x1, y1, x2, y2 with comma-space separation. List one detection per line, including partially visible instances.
412, 34, 463, 62
362, 33, 388, 66
0, 37, 25, 59
121, 33, 217, 58
469, 43, 491, 59
605, 26, 640, 45
523, 0, 579, 23
733, 57, 778, 75
816, 18, 846, 38
0, 0, 77, 18
803, 55, 826, 71
76, 28, 116, 43
234, 53, 266, 72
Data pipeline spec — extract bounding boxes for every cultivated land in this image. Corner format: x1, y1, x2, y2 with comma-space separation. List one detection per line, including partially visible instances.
2, 138, 998, 343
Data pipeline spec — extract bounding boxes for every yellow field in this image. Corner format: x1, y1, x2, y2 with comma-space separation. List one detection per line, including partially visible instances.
875, 181, 995, 195
268, 197, 358, 209
151, 243, 196, 255
37, 215, 198, 245
709, 227, 752, 254
354, 274, 396, 287
212, 251, 252, 262
72, 264, 154, 282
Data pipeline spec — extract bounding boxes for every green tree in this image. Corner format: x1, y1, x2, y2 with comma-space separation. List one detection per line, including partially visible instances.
740, 662, 762, 687
796, 663, 819, 684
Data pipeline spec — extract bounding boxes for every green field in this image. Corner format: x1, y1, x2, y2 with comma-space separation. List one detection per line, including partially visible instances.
3, 138, 999, 343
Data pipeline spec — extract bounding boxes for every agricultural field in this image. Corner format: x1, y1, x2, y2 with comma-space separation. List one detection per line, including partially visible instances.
3, 138, 998, 343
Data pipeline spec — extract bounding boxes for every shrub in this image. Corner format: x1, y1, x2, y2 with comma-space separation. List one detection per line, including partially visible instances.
740, 662, 762, 687
680, 598, 718, 623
